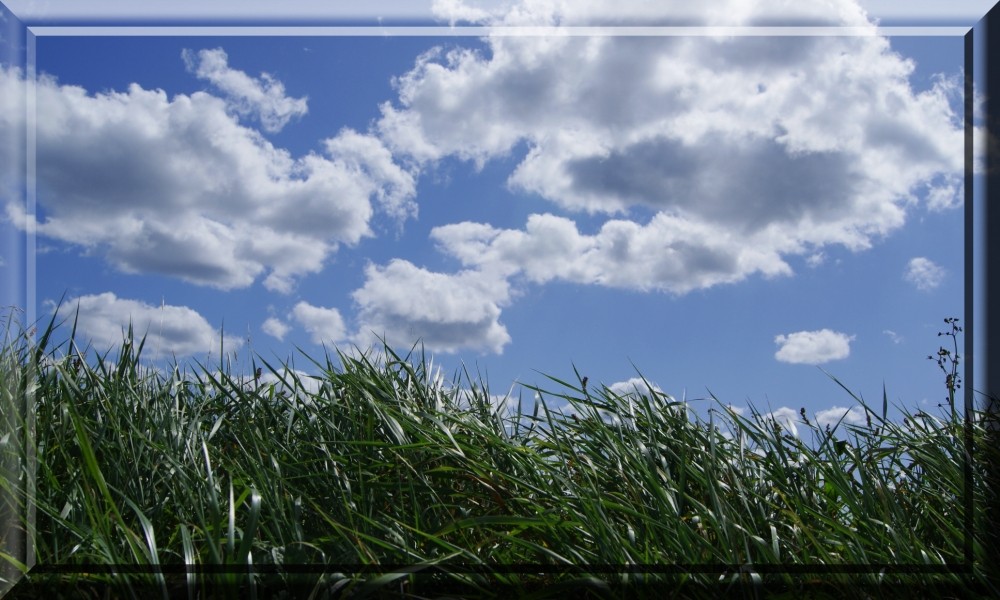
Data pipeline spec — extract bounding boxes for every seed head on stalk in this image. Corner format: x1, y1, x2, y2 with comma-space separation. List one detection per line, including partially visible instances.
927, 317, 962, 422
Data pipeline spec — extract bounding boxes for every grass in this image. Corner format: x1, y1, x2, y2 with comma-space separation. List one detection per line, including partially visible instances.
0, 306, 996, 598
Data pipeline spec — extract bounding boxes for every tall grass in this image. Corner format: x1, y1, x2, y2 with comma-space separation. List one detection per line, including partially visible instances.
0, 307, 994, 598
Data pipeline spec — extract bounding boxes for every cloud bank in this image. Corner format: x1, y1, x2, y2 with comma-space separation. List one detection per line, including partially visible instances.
3, 0, 971, 358
346, 0, 968, 353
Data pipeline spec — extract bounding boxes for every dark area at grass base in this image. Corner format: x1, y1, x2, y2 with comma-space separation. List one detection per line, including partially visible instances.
3, 570, 995, 600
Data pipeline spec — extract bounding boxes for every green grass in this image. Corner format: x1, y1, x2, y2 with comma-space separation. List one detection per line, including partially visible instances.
0, 307, 995, 598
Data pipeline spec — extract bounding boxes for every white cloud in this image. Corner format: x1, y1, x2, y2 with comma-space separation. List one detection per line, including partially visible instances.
431, 0, 497, 24
0, 64, 415, 294
604, 376, 684, 423
607, 377, 666, 400
261, 317, 290, 341
292, 301, 347, 345
764, 406, 801, 437
725, 404, 746, 416
61, 292, 241, 359
814, 405, 867, 428
18, 0, 987, 25
378, 0, 964, 298
904, 257, 946, 291
925, 176, 963, 211
450, 386, 520, 417
258, 367, 323, 399
0, 65, 24, 204
350, 259, 512, 354
8, 1, 969, 358
432, 212, 793, 294
182, 47, 308, 133
324, 128, 418, 222
217, 366, 323, 404
431, 0, 874, 26
546, 376, 689, 427
883, 329, 903, 344
774, 329, 854, 364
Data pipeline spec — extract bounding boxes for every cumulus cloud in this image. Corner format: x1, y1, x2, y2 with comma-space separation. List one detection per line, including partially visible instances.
774, 329, 854, 364
182, 47, 308, 133
547, 377, 685, 426
431, 0, 497, 24
814, 405, 867, 428
8, 0, 970, 359
764, 406, 801, 437
432, 212, 793, 294
450, 386, 519, 416
606, 376, 685, 423
261, 317, 290, 341
324, 129, 418, 222
904, 257, 946, 291
258, 367, 323, 398
376, 0, 965, 303
431, 0, 874, 26
724, 404, 746, 416
805, 252, 825, 268
350, 259, 512, 354
607, 377, 666, 400
0, 65, 24, 204
58, 292, 240, 359
924, 177, 963, 211
0, 64, 415, 294
292, 301, 347, 345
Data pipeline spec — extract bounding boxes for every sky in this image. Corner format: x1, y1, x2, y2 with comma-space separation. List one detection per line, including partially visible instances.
0, 0, 983, 433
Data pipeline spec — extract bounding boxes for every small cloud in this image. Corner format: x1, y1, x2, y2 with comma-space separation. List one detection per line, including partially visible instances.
350, 259, 512, 355
292, 301, 347, 345
814, 405, 867, 428
883, 329, 903, 344
805, 252, 825, 268
725, 404, 746, 416
451, 386, 518, 416
570, 377, 685, 426
431, 0, 495, 24
61, 292, 240, 359
261, 317, 289, 341
182, 47, 307, 133
607, 377, 666, 400
258, 367, 322, 398
764, 406, 800, 438
904, 257, 945, 291
774, 329, 854, 365
925, 177, 962, 211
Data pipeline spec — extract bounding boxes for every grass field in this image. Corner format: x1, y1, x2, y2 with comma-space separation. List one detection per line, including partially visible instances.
1, 307, 996, 598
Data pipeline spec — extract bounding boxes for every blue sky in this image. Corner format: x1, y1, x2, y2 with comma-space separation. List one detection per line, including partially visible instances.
0, 1, 982, 432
